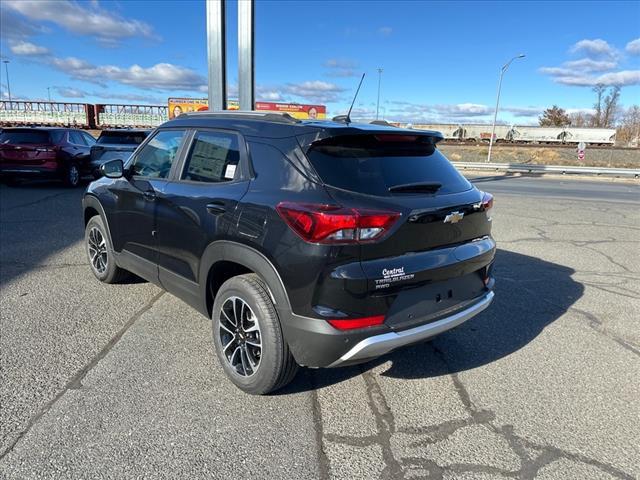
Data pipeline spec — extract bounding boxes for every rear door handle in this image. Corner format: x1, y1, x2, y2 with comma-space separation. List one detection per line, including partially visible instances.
143, 190, 156, 201
206, 201, 226, 215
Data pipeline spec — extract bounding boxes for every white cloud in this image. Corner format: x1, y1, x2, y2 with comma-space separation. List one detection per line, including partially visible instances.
282, 81, 347, 103
3, 0, 158, 43
55, 86, 88, 98
46, 56, 207, 91
570, 38, 618, 59
9, 40, 50, 56
503, 106, 544, 118
324, 59, 358, 69
626, 38, 640, 56
0, 8, 48, 40
323, 58, 360, 78
540, 39, 639, 87
563, 58, 617, 72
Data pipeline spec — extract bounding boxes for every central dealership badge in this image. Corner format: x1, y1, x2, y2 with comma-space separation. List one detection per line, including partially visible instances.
444, 211, 464, 224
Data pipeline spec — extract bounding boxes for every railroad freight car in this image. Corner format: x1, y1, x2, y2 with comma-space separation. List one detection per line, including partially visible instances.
94, 104, 168, 128
0, 101, 93, 128
0, 101, 168, 129
409, 124, 463, 140
510, 126, 565, 143
563, 127, 616, 145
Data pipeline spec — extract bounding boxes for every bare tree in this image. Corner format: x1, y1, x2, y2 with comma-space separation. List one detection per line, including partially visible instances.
616, 105, 640, 145
591, 84, 606, 127
569, 111, 590, 127
539, 105, 571, 127
602, 86, 621, 128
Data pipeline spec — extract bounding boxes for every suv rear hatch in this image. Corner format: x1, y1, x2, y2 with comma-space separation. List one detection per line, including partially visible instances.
304, 131, 494, 329
91, 130, 148, 163
0, 129, 60, 166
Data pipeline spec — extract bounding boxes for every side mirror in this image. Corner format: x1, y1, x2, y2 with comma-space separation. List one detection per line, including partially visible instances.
99, 159, 124, 179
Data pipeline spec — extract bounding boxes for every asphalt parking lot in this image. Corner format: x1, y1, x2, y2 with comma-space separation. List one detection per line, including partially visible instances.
1, 175, 638, 479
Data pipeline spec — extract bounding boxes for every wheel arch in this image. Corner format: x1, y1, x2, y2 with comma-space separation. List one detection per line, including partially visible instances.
199, 241, 291, 318
82, 194, 114, 248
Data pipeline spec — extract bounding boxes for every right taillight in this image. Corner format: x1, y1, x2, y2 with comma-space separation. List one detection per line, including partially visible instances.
276, 202, 400, 244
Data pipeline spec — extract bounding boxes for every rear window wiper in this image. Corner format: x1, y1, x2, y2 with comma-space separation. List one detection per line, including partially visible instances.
388, 182, 442, 193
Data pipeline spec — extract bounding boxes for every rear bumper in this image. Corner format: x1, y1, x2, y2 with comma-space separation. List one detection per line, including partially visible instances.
278, 287, 494, 368
328, 290, 494, 366
0, 166, 58, 176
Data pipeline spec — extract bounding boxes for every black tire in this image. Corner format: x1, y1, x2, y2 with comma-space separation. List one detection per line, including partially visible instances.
62, 161, 81, 188
212, 273, 298, 395
85, 215, 130, 283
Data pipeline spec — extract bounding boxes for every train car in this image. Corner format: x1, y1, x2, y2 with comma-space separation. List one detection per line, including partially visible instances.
95, 104, 168, 128
409, 123, 463, 140
461, 124, 512, 142
0, 101, 93, 128
563, 127, 616, 145
510, 126, 565, 143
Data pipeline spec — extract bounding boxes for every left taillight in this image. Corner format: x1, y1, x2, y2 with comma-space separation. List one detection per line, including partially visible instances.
276, 202, 400, 244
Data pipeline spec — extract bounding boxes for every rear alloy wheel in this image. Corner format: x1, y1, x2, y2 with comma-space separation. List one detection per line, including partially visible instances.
63, 162, 81, 187
219, 296, 263, 377
85, 215, 131, 283
212, 274, 298, 395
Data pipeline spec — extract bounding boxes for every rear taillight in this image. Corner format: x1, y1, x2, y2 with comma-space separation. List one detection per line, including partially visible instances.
276, 202, 400, 244
327, 315, 385, 330
481, 192, 493, 211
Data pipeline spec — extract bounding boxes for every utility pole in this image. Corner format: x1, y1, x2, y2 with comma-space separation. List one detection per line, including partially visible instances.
3, 60, 12, 108
376, 67, 383, 120
487, 54, 525, 163
238, 0, 255, 111
205, 0, 227, 111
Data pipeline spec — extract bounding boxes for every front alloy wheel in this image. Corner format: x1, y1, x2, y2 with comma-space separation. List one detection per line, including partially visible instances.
87, 226, 108, 275
218, 296, 262, 377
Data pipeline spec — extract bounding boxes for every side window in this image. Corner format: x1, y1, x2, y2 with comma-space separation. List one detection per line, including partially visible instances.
82, 132, 96, 145
50, 131, 65, 144
131, 129, 186, 179
182, 131, 240, 183
69, 131, 86, 145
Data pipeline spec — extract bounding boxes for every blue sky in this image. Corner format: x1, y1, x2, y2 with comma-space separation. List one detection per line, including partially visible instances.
1, 0, 639, 124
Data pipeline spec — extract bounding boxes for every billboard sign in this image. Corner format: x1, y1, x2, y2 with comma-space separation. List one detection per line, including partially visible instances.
168, 98, 325, 120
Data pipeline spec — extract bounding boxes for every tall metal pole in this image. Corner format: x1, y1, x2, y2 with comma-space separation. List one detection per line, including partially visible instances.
206, 0, 226, 111
3, 61, 12, 109
376, 68, 383, 120
238, 0, 255, 111
487, 54, 525, 163
47, 87, 51, 102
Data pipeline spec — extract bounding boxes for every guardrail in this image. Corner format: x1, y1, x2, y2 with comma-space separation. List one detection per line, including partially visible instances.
452, 162, 640, 178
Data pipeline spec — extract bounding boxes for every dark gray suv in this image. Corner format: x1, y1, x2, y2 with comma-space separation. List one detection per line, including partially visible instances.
83, 112, 495, 394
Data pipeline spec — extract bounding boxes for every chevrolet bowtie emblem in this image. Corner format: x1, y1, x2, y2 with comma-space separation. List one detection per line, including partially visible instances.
444, 211, 464, 224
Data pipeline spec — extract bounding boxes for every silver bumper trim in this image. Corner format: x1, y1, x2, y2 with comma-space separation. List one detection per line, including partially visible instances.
328, 291, 495, 367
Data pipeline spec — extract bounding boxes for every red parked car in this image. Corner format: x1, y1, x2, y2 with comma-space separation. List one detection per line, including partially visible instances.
0, 127, 96, 187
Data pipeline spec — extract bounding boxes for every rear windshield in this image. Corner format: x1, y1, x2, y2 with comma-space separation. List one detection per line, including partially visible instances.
306, 134, 471, 196
97, 131, 148, 145
0, 130, 51, 145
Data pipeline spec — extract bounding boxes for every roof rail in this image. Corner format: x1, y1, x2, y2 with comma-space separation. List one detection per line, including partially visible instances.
180, 110, 300, 124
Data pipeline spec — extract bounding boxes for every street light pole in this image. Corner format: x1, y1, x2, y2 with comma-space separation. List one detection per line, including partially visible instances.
376, 67, 383, 120
3, 60, 12, 109
487, 54, 525, 163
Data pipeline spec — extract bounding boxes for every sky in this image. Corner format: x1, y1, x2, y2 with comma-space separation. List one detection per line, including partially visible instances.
0, 0, 639, 125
